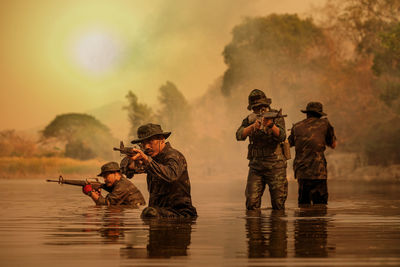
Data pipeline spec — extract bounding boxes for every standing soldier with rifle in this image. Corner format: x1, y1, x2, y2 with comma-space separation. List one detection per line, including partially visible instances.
236, 89, 289, 210
288, 102, 336, 205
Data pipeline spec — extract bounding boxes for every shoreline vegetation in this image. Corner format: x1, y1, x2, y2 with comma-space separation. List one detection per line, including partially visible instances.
0, 157, 101, 179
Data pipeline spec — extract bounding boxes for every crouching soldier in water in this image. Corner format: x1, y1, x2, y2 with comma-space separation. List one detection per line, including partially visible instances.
288, 102, 337, 205
127, 123, 197, 218
236, 89, 288, 210
83, 162, 146, 207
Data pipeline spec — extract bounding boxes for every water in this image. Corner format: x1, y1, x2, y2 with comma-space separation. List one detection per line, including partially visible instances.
0, 179, 399, 266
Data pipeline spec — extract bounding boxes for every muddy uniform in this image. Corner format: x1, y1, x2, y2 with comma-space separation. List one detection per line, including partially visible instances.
236, 110, 288, 210
96, 177, 146, 207
288, 117, 336, 204
141, 142, 197, 218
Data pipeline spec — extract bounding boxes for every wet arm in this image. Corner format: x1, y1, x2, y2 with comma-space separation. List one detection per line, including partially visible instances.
236, 117, 255, 140
271, 118, 286, 142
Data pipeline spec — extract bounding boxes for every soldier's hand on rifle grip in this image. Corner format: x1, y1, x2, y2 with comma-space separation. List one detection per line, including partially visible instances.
130, 148, 149, 164
253, 119, 262, 130
82, 184, 93, 196
262, 117, 273, 128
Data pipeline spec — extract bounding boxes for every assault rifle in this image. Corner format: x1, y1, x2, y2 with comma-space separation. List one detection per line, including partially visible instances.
113, 141, 139, 157
259, 109, 287, 120
248, 108, 288, 125
46, 175, 104, 191
114, 141, 146, 177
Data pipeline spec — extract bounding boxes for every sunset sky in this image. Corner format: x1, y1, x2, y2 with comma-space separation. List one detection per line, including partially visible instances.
0, 0, 326, 131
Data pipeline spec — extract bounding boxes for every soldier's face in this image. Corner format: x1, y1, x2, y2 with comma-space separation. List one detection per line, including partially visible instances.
253, 105, 268, 114
103, 172, 119, 187
141, 136, 165, 157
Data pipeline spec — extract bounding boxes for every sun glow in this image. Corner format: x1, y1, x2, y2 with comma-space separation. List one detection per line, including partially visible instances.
72, 30, 123, 75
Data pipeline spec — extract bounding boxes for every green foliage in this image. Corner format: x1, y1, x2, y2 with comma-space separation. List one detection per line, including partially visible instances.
42, 113, 115, 160
157, 81, 191, 129
334, 0, 400, 54
321, 0, 400, 165
221, 14, 326, 95
124, 91, 155, 137
367, 20, 400, 113
372, 22, 400, 75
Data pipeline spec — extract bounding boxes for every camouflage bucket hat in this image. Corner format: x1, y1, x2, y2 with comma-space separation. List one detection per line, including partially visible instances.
301, 102, 327, 116
131, 123, 171, 144
247, 89, 272, 110
97, 161, 121, 177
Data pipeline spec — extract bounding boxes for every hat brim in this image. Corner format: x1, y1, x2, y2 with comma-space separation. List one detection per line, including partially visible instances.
97, 169, 120, 177
301, 110, 327, 116
131, 132, 171, 144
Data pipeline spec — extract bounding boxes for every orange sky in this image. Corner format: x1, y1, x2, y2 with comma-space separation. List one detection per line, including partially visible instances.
0, 0, 326, 131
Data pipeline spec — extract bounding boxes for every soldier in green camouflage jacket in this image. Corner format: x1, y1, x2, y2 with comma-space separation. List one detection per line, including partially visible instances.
84, 162, 146, 207
288, 102, 336, 205
236, 89, 288, 210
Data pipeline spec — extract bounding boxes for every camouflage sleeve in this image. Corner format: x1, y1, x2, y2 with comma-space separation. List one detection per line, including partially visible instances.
236, 117, 250, 141
95, 186, 130, 206
325, 120, 336, 147
146, 156, 186, 183
288, 127, 295, 147
273, 117, 286, 142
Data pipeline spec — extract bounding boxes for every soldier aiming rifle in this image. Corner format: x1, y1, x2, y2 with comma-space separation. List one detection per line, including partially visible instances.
46, 162, 145, 207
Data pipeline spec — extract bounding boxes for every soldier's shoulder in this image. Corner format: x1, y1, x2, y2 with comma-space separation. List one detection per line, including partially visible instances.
293, 118, 308, 128
320, 117, 334, 126
166, 144, 186, 161
116, 177, 134, 189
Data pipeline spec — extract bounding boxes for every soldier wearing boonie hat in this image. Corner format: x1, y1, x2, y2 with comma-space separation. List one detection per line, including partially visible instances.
236, 89, 288, 210
82, 161, 145, 207
124, 123, 197, 218
288, 101, 337, 205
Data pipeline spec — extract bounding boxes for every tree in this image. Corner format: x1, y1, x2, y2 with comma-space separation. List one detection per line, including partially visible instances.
124, 91, 155, 137
221, 14, 327, 97
329, 0, 400, 55
41, 113, 115, 160
157, 81, 191, 129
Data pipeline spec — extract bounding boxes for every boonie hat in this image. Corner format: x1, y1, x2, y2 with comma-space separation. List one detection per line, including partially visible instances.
247, 89, 272, 110
97, 162, 121, 177
301, 102, 327, 116
131, 123, 171, 144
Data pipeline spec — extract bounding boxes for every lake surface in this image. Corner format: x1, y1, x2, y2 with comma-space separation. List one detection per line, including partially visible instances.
0, 178, 399, 266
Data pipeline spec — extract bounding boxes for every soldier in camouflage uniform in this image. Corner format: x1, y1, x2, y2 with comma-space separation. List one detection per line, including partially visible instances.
128, 123, 197, 218
236, 89, 288, 210
288, 102, 336, 205
83, 161, 146, 207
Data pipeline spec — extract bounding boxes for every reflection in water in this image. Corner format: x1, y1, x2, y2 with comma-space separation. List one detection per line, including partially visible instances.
121, 219, 194, 259
294, 205, 334, 257
44, 206, 129, 246
245, 210, 287, 258
99, 206, 125, 242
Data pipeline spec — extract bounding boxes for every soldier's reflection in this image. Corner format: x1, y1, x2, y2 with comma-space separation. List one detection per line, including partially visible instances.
294, 205, 331, 257
121, 219, 194, 259
99, 206, 125, 242
246, 210, 287, 258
